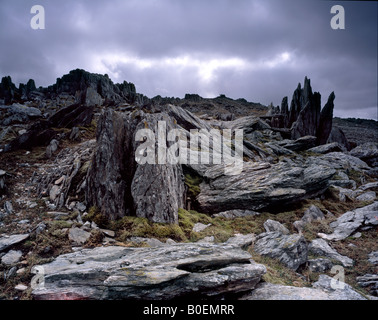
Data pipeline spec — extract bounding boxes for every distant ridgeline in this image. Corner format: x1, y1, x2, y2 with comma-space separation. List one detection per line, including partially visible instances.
0, 69, 140, 106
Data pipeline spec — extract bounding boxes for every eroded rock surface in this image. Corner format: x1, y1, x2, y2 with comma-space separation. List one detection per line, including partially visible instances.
32, 239, 266, 300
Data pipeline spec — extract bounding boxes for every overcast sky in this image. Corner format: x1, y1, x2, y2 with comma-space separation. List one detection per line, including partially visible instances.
0, 0, 377, 119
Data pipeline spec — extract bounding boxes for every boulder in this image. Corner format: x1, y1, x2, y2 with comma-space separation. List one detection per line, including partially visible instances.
48, 103, 94, 129
68, 228, 91, 245
0, 234, 29, 253
308, 142, 344, 154
368, 251, 378, 265
253, 232, 308, 270
1, 250, 23, 266
318, 202, 378, 241
192, 223, 211, 233
293, 205, 325, 232
327, 126, 350, 151
350, 143, 378, 168
212, 209, 261, 219
355, 191, 376, 202
197, 160, 335, 214
243, 276, 367, 300
45, 139, 59, 159
282, 136, 317, 152
306, 152, 371, 172
4, 200, 13, 215
0, 103, 42, 125
4, 120, 57, 152
307, 258, 333, 273
308, 238, 353, 267
0, 169, 6, 196
356, 274, 378, 296
32, 240, 266, 300
263, 219, 290, 235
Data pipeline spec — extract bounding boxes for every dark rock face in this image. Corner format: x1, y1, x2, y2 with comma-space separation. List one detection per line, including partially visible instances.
48, 103, 94, 128
0, 76, 18, 105
253, 232, 308, 270
317, 92, 335, 145
86, 109, 139, 220
4, 121, 57, 152
55, 69, 136, 105
350, 143, 378, 168
275, 77, 339, 147
327, 126, 350, 151
131, 113, 185, 224
86, 109, 185, 223
3, 103, 95, 152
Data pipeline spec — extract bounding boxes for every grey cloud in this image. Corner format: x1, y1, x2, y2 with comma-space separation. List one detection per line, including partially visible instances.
0, 0, 376, 119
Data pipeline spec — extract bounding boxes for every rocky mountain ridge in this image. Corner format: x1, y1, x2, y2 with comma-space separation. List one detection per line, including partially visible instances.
0, 70, 377, 300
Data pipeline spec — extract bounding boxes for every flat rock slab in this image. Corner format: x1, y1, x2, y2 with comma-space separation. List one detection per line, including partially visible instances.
32, 241, 266, 300
1, 250, 23, 265
0, 234, 29, 253
309, 239, 353, 267
244, 275, 367, 300
319, 202, 378, 241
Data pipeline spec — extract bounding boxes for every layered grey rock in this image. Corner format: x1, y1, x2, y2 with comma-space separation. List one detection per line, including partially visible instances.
263, 219, 290, 235
350, 142, 378, 168
318, 202, 378, 241
327, 126, 350, 151
282, 136, 317, 152
308, 142, 344, 154
197, 160, 335, 214
307, 258, 333, 273
32, 240, 266, 300
131, 113, 185, 224
212, 209, 261, 219
243, 276, 367, 300
1, 250, 23, 266
0, 169, 6, 196
306, 152, 371, 171
0, 103, 42, 125
308, 238, 353, 267
86, 109, 138, 220
293, 205, 325, 232
368, 251, 378, 265
253, 232, 308, 270
68, 228, 91, 245
316, 92, 335, 146
0, 234, 29, 253
356, 274, 378, 296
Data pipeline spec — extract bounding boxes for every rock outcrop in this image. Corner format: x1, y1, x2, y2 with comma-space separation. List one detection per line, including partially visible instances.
318, 202, 378, 241
252, 232, 308, 271
86, 109, 185, 223
272, 77, 342, 148
196, 160, 335, 214
244, 275, 367, 300
31, 239, 266, 300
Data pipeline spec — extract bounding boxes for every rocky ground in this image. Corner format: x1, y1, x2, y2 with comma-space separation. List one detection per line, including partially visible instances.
0, 70, 377, 300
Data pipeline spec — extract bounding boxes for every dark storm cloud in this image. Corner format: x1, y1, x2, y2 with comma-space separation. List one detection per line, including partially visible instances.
0, 0, 376, 119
